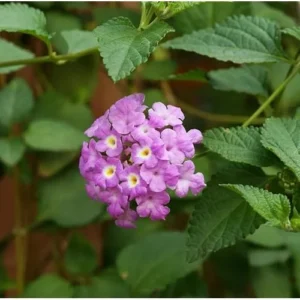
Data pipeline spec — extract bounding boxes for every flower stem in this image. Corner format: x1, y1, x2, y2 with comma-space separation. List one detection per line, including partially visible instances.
0, 47, 98, 69
243, 61, 300, 127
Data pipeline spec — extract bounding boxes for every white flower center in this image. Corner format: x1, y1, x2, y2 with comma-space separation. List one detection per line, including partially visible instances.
128, 173, 139, 188
106, 135, 117, 149
103, 165, 116, 178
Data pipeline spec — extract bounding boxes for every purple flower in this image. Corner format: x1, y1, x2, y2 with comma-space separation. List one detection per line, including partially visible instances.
85, 181, 101, 200
95, 128, 123, 157
136, 191, 170, 220
109, 94, 146, 134
131, 120, 160, 144
148, 103, 184, 128
175, 160, 206, 197
93, 157, 122, 189
98, 186, 128, 218
120, 165, 147, 199
175, 125, 202, 158
140, 161, 179, 192
115, 205, 138, 228
85, 111, 111, 138
161, 128, 185, 164
79, 139, 101, 178
131, 139, 166, 168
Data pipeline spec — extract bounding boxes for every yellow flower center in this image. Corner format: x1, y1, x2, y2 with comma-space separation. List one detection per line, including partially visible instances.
106, 136, 117, 148
103, 166, 116, 178
138, 147, 151, 159
128, 174, 139, 187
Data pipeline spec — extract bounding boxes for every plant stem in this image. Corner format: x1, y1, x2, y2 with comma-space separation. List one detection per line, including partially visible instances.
13, 167, 26, 295
161, 81, 265, 124
0, 47, 98, 69
243, 61, 300, 127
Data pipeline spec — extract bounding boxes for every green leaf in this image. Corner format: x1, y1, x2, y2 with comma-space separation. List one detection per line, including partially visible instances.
252, 266, 292, 298
282, 26, 300, 41
23, 274, 73, 297
0, 138, 25, 167
74, 269, 130, 298
52, 30, 98, 55
169, 69, 207, 82
64, 233, 97, 276
163, 15, 287, 64
143, 89, 167, 107
261, 118, 300, 181
208, 65, 269, 96
223, 184, 291, 227
248, 249, 290, 267
0, 3, 49, 43
24, 120, 85, 152
203, 126, 274, 167
117, 231, 200, 296
46, 11, 81, 34
0, 78, 34, 129
251, 3, 296, 28
168, 3, 250, 34
246, 224, 285, 248
139, 60, 177, 80
151, 2, 199, 19
0, 38, 34, 74
92, 7, 140, 28
37, 166, 103, 227
187, 164, 267, 263
94, 17, 174, 82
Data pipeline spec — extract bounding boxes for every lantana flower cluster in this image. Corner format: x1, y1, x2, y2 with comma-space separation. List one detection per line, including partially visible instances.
79, 94, 206, 228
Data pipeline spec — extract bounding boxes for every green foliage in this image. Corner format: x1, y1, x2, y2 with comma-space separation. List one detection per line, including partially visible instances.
187, 164, 267, 262
169, 2, 250, 34
203, 126, 274, 167
52, 30, 98, 54
24, 120, 86, 152
46, 11, 81, 34
64, 233, 98, 276
0, 78, 34, 129
0, 38, 34, 74
151, 2, 199, 19
224, 184, 291, 228
282, 27, 300, 41
261, 118, 300, 181
73, 270, 130, 298
94, 17, 174, 82
117, 231, 200, 296
208, 65, 269, 96
37, 166, 104, 227
23, 274, 73, 297
248, 248, 291, 267
0, 3, 49, 44
0, 138, 25, 167
164, 15, 287, 64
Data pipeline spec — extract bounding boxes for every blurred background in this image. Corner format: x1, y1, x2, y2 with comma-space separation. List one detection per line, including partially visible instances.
1, 1, 300, 298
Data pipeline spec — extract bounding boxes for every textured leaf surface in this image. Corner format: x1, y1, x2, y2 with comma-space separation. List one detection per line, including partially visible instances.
224, 184, 291, 227
37, 167, 103, 227
203, 126, 274, 167
0, 78, 34, 129
0, 38, 34, 74
261, 118, 300, 180
117, 231, 200, 295
64, 233, 97, 275
24, 120, 86, 152
164, 15, 286, 64
169, 3, 250, 34
0, 3, 49, 42
23, 274, 73, 298
282, 27, 300, 41
0, 138, 25, 167
52, 30, 98, 54
94, 17, 174, 81
187, 164, 266, 263
208, 65, 268, 96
